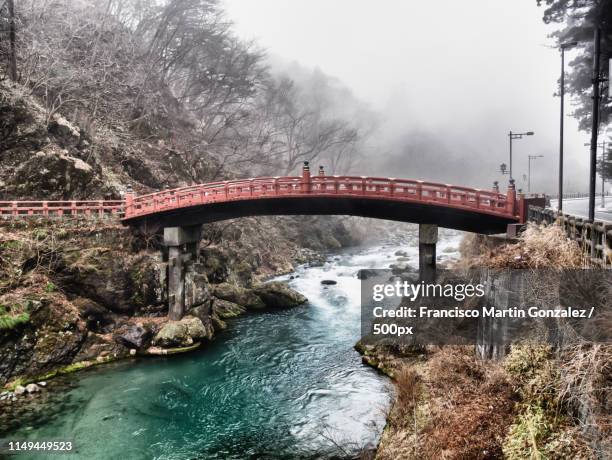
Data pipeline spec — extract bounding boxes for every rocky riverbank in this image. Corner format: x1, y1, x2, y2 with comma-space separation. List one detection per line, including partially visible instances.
0, 214, 361, 411
360, 224, 610, 459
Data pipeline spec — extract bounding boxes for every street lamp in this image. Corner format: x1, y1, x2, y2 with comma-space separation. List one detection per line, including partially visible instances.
527, 155, 544, 193
508, 131, 534, 180
558, 41, 578, 212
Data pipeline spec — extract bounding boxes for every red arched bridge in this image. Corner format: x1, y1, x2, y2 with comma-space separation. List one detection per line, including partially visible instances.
0, 164, 545, 319
0, 164, 537, 234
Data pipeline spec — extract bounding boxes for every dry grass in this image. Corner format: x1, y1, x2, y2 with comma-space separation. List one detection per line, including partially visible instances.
377, 347, 515, 460
461, 224, 584, 269
369, 224, 611, 459
557, 344, 612, 457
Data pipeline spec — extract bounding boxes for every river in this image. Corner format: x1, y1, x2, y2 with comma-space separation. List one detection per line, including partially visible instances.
4, 225, 463, 460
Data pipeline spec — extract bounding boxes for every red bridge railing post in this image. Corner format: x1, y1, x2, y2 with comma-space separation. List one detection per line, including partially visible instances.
518, 189, 526, 223
301, 161, 311, 193
506, 179, 516, 216
124, 184, 134, 218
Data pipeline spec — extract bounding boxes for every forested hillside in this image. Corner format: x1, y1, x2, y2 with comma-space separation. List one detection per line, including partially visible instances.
0, 0, 371, 200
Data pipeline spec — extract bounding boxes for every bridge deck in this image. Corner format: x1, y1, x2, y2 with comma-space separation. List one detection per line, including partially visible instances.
0, 170, 524, 234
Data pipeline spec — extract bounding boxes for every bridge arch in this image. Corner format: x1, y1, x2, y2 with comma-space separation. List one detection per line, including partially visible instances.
122, 163, 522, 235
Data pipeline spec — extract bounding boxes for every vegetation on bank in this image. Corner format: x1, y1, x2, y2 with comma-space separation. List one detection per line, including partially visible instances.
369, 224, 610, 459
0, 304, 29, 331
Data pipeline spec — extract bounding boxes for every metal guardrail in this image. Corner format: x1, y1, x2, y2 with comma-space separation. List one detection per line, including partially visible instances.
528, 206, 612, 267
548, 191, 611, 200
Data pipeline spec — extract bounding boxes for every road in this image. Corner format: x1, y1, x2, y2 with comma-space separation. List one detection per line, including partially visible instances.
550, 197, 612, 223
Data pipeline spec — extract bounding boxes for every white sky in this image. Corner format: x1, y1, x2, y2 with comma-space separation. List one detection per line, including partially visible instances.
222, 0, 594, 193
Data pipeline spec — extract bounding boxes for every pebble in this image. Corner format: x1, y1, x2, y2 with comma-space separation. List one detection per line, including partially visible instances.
25, 384, 40, 394
14, 385, 26, 395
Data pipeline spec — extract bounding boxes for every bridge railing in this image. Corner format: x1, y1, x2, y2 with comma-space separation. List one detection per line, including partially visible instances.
0, 200, 124, 218
124, 175, 515, 220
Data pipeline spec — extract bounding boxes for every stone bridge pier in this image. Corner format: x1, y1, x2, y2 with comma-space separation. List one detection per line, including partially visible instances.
163, 225, 203, 320
418, 224, 438, 282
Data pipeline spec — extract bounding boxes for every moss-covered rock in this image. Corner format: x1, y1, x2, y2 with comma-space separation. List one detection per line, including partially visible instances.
212, 298, 246, 318
212, 283, 265, 309
152, 316, 211, 348
253, 281, 307, 309
57, 249, 162, 315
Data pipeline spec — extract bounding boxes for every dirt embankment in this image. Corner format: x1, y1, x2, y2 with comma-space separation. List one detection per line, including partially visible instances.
364, 224, 610, 459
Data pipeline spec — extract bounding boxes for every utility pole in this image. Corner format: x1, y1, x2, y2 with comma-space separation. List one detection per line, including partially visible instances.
585, 140, 607, 208
588, 28, 601, 222
8, 0, 17, 81
558, 41, 578, 212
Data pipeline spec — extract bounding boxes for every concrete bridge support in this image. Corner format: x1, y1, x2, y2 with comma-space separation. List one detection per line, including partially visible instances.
164, 225, 202, 320
418, 224, 438, 282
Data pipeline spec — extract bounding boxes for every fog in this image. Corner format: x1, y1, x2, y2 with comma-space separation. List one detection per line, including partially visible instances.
223, 0, 594, 194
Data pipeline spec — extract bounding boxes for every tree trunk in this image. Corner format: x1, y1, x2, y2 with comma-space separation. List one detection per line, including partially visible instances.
8, 0, 17, 81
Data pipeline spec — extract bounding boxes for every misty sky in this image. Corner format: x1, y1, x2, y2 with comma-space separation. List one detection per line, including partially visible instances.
222, 0, 596, 194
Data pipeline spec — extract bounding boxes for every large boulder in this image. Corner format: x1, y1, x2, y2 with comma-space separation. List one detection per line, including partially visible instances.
152, 316, 211, 348
74, 298, 115, 333
113, 324, 153, 350
212, 298, 246, 318
184, 269, 211, 310
212, 283, 265, 309
253, 281, 307, 309
47, 114, 80, 147
58, 250, 161, 315
186, 303, 216, 335
9, 148, 104, 199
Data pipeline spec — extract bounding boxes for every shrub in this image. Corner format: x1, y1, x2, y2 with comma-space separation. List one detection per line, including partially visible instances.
0, 311, 30, 330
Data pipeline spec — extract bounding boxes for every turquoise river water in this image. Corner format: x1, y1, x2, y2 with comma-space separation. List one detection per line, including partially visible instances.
4, 227, 462, 459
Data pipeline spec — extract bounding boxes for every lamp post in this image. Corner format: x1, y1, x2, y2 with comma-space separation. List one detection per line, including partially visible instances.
508, 131, 534, 180
527, 155, 544, 193
558, 41, 578, 212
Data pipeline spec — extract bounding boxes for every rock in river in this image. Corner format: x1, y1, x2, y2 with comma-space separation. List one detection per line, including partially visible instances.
320, 280, 337, 285
152, 316, 211, 348
14, 385, 26, 395
113, 324, 152, 350
25, 383, 40, 394
253, 281, 307, 309
356, 269, 378, 280
213, 283, 265, 310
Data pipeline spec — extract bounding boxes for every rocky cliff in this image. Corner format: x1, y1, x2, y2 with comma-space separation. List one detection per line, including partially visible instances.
0, 77, 364, 387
